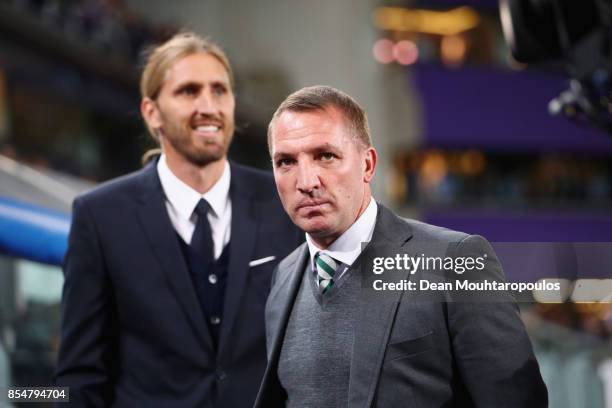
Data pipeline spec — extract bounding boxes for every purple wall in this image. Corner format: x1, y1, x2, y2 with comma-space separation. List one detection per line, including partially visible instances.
412, 65, 612, 153
424, 210, 612, 280
424, 210, 612, 242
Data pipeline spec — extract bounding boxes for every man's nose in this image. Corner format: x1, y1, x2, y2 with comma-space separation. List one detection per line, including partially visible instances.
296, 161, 321, 193
195, 90, 217, 114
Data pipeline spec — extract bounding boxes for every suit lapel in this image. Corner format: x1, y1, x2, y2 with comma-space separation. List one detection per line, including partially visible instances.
256, 244, 308, 406
348, 205, 414, 408
217, 164, 259, 358
266, 244, 308, 360
135, 162, 214, 351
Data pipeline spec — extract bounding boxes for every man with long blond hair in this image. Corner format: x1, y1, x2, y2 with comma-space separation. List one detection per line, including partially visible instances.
55, 32, 301, 407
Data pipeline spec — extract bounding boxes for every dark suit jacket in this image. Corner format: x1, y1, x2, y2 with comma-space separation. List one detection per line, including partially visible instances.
256, 204, 548, 407
55, 160, 303, 407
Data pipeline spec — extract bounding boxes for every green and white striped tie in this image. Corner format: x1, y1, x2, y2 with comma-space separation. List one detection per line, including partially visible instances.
315, 252, 339, 294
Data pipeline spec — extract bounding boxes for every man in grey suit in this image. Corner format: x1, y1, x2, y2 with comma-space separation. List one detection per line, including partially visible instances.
255, 85, 548, 407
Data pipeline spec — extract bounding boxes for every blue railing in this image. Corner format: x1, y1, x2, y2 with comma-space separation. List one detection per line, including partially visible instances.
0, 196, 70, 266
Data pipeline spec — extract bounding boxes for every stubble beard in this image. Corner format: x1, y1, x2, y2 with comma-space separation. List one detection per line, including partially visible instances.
161, 120, 234, 167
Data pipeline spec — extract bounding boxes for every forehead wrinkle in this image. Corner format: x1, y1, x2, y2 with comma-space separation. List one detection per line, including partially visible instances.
275, 114, 342, 142
162, 54, 230, 90
275, 140, 338, 153
272, 107, 354, 155
167, 71, 229, 89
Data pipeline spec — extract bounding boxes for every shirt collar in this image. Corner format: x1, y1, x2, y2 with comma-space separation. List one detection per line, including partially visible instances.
306, 197, 378, 269
157, 154, 231, 220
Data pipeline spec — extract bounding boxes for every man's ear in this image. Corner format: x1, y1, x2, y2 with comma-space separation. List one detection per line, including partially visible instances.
363, 146, 377, 183
141, 97, 162, 132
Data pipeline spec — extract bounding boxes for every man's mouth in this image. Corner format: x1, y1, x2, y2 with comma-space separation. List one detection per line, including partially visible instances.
296, 201, 329, 211
193, 124, 221, 134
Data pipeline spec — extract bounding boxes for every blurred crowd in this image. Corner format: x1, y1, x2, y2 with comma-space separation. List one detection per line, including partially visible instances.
396, 150, 612, 207
8, 0, 171, 62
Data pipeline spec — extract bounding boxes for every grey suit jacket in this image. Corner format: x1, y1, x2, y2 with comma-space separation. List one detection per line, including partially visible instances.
255, 204, 547, 407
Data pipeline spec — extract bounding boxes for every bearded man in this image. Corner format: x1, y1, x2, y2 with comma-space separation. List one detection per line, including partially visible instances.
55, 32, 302, 407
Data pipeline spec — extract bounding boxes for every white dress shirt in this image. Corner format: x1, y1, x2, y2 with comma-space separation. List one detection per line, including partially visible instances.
306, 198, 378, 279
157, 154, 232, 260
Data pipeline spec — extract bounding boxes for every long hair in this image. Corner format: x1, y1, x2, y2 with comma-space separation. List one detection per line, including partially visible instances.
139, 31, 233, 165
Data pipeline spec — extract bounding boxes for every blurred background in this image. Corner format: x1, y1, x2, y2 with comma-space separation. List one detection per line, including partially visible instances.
0, 0, 611, 406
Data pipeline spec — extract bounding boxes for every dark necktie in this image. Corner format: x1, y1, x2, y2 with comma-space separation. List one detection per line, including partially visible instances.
191, 198, 214, 262
189, 199, 220, 345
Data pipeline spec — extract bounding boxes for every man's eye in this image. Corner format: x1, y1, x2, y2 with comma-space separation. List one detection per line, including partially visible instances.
213, 85, 227, 95
320, 152, 336, 161
179, 86, 197, 96
276, 158, 295, 168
